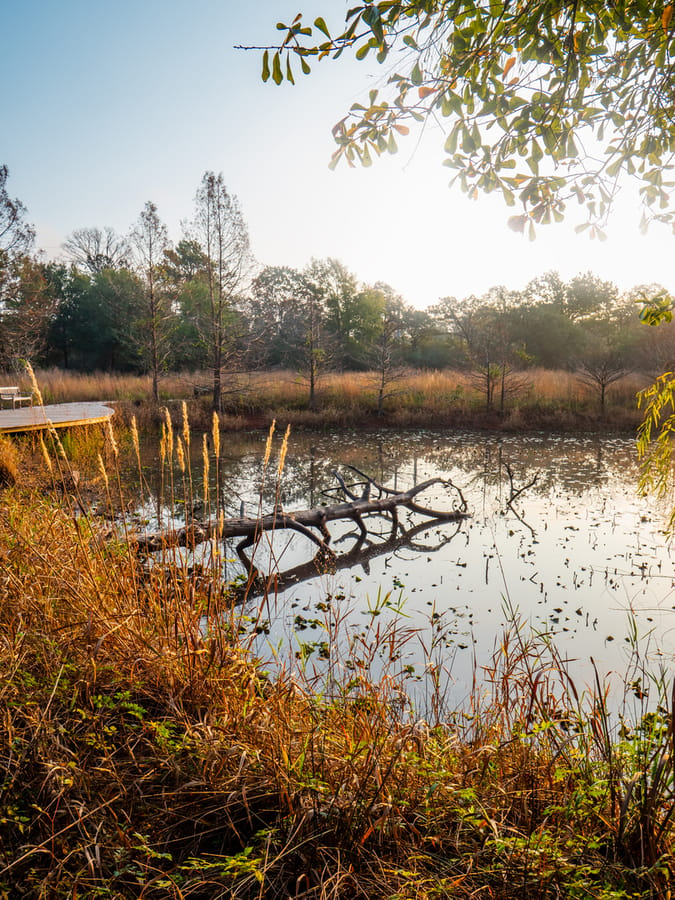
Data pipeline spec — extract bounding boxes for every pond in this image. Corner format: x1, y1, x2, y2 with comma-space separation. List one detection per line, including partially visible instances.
137, 429, 675, 714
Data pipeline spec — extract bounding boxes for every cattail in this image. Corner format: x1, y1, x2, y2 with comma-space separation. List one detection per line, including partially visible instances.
106, 418, 118, 458
263, 419, 276, 468
39, 434, 53, 474
212, 411, 220, 459
277, 424, 291, 478
202, 434, 210, 505
97, 452, 109, 490
182, 401, 190, 449
176, 436, 185, 473
163, 408, 173, 460
130, 416, 140, 464
24, 361, 44, 407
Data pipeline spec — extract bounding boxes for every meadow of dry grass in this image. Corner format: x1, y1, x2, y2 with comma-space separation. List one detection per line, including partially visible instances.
0, 366, 650, 433
0, 419, 674, 898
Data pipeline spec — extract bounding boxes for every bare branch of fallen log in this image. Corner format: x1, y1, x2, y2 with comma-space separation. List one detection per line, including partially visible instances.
129, 472, 469, 556
326, 465, 404, 501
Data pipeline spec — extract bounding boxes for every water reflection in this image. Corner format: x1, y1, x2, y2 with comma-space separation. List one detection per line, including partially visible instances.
139, 429, 675, 710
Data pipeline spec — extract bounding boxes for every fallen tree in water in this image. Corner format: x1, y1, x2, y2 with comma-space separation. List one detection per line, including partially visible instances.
246, 511, 467, 599
130, 467, 470, 567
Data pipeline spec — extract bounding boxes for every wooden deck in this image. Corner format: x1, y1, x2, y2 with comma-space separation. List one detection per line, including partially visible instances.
0, 402, 115, 434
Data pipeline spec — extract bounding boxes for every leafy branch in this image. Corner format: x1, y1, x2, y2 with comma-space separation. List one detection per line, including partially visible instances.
244, 1, 675, 233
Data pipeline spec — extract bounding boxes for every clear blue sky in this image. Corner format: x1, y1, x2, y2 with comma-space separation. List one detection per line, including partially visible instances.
3, 0, 674, 308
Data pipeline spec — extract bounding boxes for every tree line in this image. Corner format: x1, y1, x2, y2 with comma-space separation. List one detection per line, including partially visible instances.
0, 165, 672, 412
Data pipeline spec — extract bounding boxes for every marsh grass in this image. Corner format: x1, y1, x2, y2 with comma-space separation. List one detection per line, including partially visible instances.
0, 366, 649, 431
0, 436, 19, 486
1, 406, 674, 898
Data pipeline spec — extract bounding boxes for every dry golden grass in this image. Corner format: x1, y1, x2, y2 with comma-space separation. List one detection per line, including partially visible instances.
0, 435, 19, 486
0, 366, 649, 433
0, 418, 673, 898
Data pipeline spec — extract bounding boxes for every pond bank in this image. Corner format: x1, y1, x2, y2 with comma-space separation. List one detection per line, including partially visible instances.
1, 462, 674, 898
109, 396, 643, 436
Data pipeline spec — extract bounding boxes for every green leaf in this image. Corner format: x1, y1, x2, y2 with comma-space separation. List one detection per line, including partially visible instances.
566, 133, 578, 158
606, 156, 623, 178
444, 128, 459, 154
314, 16, 330, 38
272, 52, 283, 85
411, 62, 423, 85
286, 56, 295, 85
301, 57, 311, 75
462, 126, 476, 153
362, 6, 384, 43
262, 50, 270, 83
356, 42, 371, 60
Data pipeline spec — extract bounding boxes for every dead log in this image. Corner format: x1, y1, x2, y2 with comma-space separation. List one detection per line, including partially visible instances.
129, 469, 469, 556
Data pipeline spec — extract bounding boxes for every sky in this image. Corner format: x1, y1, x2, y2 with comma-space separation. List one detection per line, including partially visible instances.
3, 0, 674, 310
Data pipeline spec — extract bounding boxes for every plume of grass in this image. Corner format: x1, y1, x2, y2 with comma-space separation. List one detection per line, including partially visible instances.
24, 359, 44, 407
277, 424, 290, 481
202, 432, 209, 510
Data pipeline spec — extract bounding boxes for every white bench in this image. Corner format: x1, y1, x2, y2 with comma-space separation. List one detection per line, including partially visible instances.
0, 386, 34, 409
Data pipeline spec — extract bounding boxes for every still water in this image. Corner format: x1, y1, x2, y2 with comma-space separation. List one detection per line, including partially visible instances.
142, 429, 675, 710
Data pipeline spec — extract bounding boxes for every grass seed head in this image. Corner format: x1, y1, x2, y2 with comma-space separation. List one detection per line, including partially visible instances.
38, 434, 53, 475
163, 407, 173, 460
277, 424, 291, 478
24, 360, 44, 406
182, 400, 191, 449
212, 411, 220, 459
202, 433, 210, 505
106, 418, 119, 458
264, 419, 276, 468
177, 436, 185, 473
97, 452, 109, 490
49, 423, 68, 459
130, 415, 141, 463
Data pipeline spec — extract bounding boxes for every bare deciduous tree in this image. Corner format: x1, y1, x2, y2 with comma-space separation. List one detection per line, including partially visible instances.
190, 172, 252, 412
0, 167, 40, 366
0, 166, 34, 259
130, 202, 172, 402
62, 226, 130, 275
